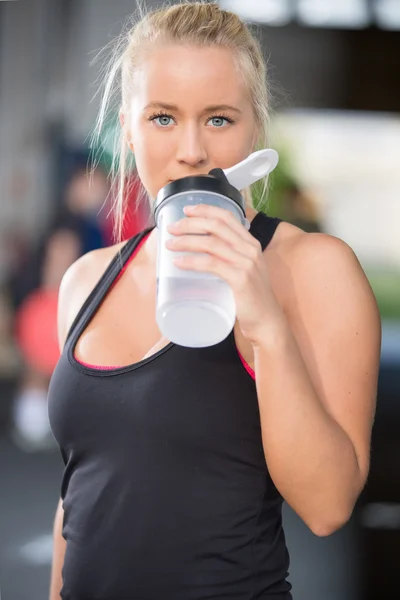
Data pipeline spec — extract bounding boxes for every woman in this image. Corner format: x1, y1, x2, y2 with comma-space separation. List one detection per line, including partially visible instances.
48, 3, 381, 599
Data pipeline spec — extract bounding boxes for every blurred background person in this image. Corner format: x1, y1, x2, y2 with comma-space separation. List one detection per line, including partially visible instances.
7, 165, 110, 312
52, 165, 110, 254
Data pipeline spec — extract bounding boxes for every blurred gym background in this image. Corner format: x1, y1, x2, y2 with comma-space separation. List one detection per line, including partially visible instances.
0, 1, 399, 599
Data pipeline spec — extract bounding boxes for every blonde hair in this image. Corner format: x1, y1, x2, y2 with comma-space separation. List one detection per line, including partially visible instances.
90, 1, 271, 242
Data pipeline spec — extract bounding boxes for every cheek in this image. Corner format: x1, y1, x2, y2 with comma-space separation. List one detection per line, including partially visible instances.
131, 126, 171, 196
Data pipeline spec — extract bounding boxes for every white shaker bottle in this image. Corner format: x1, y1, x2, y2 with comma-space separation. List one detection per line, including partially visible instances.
154, 149, 279, 348
154, 172, 246, 348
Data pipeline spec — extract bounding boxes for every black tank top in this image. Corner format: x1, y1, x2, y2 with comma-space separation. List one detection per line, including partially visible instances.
48, 212, 292, 600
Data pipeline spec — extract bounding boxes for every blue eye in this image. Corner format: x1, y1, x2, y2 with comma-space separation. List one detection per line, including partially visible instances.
209, 116, 234, 128
149, 112, 174, 127
210, 117, 225, 127
155, 115, 173, 127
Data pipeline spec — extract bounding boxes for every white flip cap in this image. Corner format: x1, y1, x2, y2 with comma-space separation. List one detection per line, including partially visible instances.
223, 149, 279, 191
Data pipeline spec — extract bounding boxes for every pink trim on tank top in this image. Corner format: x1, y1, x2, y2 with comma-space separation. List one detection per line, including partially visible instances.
75, 230, 256, 380
236, 350, 255, 380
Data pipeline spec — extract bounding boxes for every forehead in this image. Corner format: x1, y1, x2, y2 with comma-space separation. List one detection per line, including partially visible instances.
132, 44, 250, 109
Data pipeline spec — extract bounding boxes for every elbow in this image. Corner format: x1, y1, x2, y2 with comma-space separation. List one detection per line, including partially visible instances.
309, 471, 367, 537
308, 509, 353, 537
310, 519, 348, 538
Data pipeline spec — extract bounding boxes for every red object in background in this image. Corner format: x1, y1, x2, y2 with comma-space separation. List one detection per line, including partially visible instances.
15, 288, 60, 376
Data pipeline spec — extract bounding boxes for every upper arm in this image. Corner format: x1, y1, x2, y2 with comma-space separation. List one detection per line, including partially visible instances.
286, 233, 381, 485
56, 497, 64, 518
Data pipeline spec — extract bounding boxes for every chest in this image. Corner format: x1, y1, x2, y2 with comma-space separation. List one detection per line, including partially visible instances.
72, 268, 260, 371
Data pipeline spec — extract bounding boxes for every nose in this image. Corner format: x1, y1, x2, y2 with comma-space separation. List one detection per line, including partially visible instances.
176, 123, 208, 169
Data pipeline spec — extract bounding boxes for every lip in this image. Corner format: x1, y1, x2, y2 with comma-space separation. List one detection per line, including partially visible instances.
168, 174, 211, 183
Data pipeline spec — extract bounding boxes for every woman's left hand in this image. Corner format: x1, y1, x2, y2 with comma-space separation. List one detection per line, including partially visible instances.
166, 204, 284, 345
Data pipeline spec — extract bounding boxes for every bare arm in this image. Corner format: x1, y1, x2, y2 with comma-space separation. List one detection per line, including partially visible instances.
49, 498, 66, 600
253, 234, 381, 536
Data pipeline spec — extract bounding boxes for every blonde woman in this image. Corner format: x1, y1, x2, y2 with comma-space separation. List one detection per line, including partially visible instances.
48, 2, 381, 599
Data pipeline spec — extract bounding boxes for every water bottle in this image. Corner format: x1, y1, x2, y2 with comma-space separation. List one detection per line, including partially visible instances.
154, 173, 246, 347
154, 149, 279, 348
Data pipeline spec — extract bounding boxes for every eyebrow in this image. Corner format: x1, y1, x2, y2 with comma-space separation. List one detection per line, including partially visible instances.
144, 101, 242, 114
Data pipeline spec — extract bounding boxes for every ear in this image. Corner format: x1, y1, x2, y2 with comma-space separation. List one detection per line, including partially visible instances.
119, 107, 134, 153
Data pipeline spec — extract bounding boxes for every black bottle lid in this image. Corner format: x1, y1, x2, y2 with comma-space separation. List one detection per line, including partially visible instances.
153, 172, 246, 222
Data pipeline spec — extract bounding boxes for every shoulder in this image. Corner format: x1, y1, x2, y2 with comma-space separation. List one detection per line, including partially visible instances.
281, 225, 368, 288
270, 222, 380, 335
268, 219, 367, 286
57, 240, 129, 350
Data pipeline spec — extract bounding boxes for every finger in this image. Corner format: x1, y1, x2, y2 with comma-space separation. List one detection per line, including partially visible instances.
173, 252, 244, 288
182, 204, 257, 245
168, 215, 244, 249
168, 214, 261, 256
166, 232, 254, 267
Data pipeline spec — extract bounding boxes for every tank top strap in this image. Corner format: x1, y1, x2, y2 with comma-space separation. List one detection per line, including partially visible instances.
248, 212, 282, 251
64, 227, 154, 347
